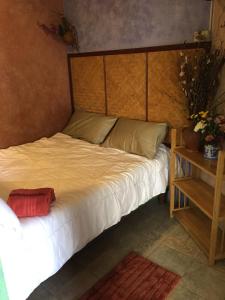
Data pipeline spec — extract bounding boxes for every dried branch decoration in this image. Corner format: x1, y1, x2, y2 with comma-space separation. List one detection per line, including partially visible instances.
38, 13, 79, 51
179, 48, 225, 116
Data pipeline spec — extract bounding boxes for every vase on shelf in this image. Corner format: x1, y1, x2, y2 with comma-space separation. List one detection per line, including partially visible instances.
203, 144, 219, 160
182, 127, 200, 152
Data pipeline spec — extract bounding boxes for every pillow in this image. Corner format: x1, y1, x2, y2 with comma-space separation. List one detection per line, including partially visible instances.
63, 111, 118, 144
0, 198, 22, 236
102, 118, 167, 159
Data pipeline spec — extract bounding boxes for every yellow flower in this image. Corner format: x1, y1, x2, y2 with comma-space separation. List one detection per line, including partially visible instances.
202, 111, 209, 118
199, 111, 208, 118
194, 120, 206, 132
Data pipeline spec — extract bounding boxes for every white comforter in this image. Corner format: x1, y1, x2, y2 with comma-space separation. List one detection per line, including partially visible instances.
0, 133, 169, 300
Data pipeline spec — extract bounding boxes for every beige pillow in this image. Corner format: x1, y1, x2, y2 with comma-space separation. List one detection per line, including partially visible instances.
102, 118, 167, 159
63, 111, 118, 144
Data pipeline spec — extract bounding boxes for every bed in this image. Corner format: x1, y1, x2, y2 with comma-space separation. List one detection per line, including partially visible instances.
1, 43, 208, 300
0, 133, 169, 300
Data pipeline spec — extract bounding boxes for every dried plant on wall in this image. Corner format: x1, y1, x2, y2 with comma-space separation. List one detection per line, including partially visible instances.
38, 13, 79, 51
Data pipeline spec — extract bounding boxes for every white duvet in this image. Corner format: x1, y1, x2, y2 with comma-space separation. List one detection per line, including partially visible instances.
0, 133, 169, 300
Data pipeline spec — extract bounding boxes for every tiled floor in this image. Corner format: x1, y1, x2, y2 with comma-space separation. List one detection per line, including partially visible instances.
28, 198, 225, 300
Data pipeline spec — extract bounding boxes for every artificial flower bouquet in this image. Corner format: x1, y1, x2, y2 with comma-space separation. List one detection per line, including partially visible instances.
179, 47, 225, 156
191, 111, 225, 147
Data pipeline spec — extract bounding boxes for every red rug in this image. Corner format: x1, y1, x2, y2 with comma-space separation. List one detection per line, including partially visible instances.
80, 252, 180, 300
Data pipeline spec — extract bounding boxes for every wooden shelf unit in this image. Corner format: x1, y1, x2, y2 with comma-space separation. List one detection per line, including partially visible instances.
174, 209, 225, 259
170, 128, 225, 265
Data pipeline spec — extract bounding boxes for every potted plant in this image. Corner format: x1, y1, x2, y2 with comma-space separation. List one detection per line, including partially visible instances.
191, 112, 225, 159
179, 48, 225, 151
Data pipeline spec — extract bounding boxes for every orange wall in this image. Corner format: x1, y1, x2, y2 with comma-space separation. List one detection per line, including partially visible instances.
0, 0, 71, 148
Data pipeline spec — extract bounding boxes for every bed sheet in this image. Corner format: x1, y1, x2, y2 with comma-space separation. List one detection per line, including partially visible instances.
0, 133, 169, 300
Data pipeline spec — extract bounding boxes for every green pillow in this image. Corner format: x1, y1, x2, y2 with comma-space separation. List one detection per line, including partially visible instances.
102, 118, 167, 159
63, 111, 118, 144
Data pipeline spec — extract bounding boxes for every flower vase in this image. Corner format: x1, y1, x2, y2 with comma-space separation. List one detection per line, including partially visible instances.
203, 144, 219, 160
182, 127, 200, 152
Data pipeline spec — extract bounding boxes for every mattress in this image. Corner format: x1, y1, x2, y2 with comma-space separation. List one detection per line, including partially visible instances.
0, 133, 169, 300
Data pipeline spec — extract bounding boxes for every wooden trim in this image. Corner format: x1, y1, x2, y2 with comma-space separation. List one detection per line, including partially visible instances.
103, 56, 108, 115
68, 42, 211, 58
145, 52, 148, 121
209, 151, 225, 265
170, 129, 177, 217
67, 54, 75, 112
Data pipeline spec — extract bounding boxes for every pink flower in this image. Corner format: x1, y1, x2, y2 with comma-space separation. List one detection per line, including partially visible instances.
218, 115, 225, 123
219, 124, 225, 132
214, 116, 221, 124
205, 135, 215, 142
214, 115, 225, 124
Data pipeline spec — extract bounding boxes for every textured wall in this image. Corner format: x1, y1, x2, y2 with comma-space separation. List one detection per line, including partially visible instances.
0, 0, 71, 148
64, 0, 211, 52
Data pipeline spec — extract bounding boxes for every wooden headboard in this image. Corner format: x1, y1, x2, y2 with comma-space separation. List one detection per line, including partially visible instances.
67, 42, 210, 129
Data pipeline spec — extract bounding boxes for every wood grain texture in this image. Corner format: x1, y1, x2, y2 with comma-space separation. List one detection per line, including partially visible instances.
105, 53, 146, 120
174, 178, 225, 220
148, 49, 202, 127
71, 56, 105, 113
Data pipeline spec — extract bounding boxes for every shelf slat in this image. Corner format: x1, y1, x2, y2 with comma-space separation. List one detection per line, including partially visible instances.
174, 208, 210, 255
174, 178, 225, 220
174, 147, 223, 178
174, 208, 224, 258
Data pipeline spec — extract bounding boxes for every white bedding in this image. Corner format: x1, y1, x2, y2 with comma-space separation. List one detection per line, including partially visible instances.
0, 133, 169, 300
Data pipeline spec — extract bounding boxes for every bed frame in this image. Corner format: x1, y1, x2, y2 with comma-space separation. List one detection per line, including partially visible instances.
67, 42, 210, 203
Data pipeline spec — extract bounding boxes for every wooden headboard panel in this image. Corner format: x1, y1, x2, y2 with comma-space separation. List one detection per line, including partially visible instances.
68, 42, 210, 128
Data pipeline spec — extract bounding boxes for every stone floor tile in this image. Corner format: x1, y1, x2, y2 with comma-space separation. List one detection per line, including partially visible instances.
147, 244, 199, 277
57, 269, 98, 300
86, 245, 131, 279
28, 285, 58, 300
168, 281, 203, 300
182, 263, 225, 300
162, 223, 208, 264
43, 258, 84, 295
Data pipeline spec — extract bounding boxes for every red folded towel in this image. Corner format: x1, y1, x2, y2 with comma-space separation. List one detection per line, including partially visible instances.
8, 188, 55, 218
